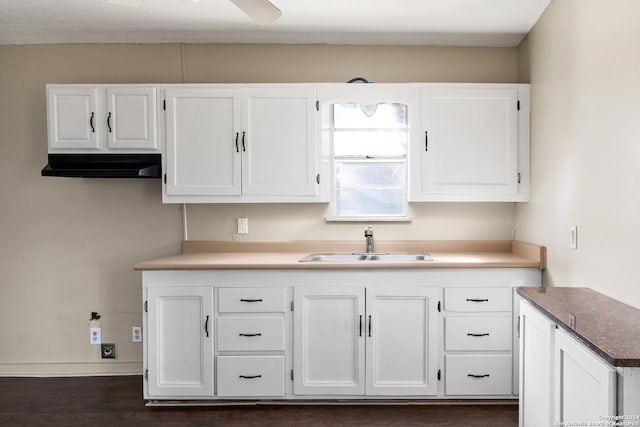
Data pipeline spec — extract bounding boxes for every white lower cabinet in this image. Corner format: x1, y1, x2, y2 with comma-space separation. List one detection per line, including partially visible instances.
217, 356, 285, 397
519, 299, 555, 427
145, 286, 214, 398
519, 299, 618, 427
142, 268, 542, 402
293, 286, 439, 396
554, 328, 616, 425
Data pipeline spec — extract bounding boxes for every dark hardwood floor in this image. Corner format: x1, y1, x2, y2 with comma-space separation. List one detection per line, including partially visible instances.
0, 376, 518, 426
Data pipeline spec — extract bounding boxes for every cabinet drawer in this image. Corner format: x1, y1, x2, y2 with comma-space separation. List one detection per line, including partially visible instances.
445, 355, 512, 396
217, 316, 285, 351
218, 288, 286, 313
444, 288, 511, 312
217, 356, 285, 397
445, 316, 512, 351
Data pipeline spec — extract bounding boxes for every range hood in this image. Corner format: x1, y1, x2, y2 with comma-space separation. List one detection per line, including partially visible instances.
41, 154, 161, 178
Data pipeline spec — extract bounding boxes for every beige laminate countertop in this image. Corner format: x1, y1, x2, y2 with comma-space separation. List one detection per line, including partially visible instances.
134, 240, 545, 270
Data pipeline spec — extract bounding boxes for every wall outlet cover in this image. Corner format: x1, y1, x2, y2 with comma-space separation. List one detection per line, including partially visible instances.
101, 343, 116, 359
89, 327, 102, 345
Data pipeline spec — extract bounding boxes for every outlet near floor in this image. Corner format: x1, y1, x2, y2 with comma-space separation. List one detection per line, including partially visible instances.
132, 326, 142, 343
101, 343, 116, 359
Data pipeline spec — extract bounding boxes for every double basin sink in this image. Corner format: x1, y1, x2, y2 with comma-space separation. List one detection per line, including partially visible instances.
300, 253, 433, 263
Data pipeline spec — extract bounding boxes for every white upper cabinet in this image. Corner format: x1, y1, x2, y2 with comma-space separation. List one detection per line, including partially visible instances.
47, 85, 159, 153
47, 86, 100, 151
409, 84, 529, 202
164, 87, 241, 196
105, 87, 158, 150
163, 85, 320, 203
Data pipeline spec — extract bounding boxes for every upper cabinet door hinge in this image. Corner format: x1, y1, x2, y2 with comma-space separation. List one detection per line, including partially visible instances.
290, 300, 294, 311
144, 300, 148, 313
517, 100, 520, 111
163, 99, 166, 111
315, 100, 319, 111
437, 301, 441, 312
517, 172, 521, 184
437, 369, 441, 381
290, 369, 294, 381
144, 369, 149, 380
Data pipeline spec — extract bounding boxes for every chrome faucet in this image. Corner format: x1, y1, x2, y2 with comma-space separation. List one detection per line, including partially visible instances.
364, 227, 374, 253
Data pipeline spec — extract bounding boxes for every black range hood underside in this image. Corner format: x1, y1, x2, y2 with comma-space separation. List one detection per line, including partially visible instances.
41, 154, 161, 178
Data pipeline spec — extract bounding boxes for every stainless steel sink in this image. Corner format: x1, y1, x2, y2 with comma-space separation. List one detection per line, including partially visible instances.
368, 253, 432, 262
299, 253, 433, 262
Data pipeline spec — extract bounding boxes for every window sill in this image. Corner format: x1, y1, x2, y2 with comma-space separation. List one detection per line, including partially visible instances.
325, 216, 412, 223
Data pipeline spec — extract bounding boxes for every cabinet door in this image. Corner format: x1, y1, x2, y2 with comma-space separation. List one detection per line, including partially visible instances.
554, 328, 616, 425
165, 88, 241, 196
146, 286, 214, 397
241, 87, 318, 196
106, 87, 158, 150
411, 86, 519, 200
366, 287, 439, 395
293, 286, 365, 395
519, 300, 555, 427
47, 87, 100, 150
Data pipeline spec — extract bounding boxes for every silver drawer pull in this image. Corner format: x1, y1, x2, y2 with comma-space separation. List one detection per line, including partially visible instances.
466, 298, 488, 302
240, 298, 263, 303
239, 374, 262, 379
239, 333, 262, 337
467, 374, 490, 378
467, 333, 490, 337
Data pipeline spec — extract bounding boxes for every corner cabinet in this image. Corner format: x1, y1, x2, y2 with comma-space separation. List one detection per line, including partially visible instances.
408, 84, 530, 202
162, 85, 322, 203
47, 85, 159, 153
519, 299, 619, 427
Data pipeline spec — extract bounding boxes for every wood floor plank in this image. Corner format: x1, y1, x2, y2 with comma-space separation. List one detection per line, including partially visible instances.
0, 376, 518, 426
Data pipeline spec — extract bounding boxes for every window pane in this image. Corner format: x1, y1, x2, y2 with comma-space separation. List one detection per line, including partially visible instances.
334, 103, 407, 129
336, 162, 405, 189
334, 131, 407, 157
335, 189, 405, 216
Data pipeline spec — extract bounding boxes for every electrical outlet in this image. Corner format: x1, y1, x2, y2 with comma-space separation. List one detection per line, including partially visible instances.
237, 217, 249, 234
569, 226, 578, 249
89, 327, 102, 345
132, 326, 142, 343
101, 343, 116, 359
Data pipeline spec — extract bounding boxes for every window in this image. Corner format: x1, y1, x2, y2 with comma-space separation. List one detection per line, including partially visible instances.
330, 102, 408, 219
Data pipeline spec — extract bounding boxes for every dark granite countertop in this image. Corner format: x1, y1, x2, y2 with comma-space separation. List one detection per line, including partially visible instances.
517, 286, 640, 367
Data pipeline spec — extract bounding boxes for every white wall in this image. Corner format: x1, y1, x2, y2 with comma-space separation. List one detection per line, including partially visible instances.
516, 0, 640, 308
0, 43, 518, 375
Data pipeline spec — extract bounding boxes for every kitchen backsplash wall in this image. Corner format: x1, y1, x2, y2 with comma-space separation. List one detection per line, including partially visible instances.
0, 43, 518, 375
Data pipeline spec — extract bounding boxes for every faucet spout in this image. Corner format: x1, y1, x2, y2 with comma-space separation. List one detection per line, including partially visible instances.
364, 227, 374, 254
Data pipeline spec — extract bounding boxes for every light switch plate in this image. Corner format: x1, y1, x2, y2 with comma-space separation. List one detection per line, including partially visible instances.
569, 226, 578, 249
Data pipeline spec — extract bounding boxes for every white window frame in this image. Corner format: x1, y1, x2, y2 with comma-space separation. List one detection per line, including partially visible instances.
317, 84, 412, 222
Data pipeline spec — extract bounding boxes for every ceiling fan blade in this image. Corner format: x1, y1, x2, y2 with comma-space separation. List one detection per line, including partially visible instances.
230, 0, 281, 25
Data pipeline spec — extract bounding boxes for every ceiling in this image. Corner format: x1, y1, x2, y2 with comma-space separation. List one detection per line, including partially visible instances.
0, 0, 551, 47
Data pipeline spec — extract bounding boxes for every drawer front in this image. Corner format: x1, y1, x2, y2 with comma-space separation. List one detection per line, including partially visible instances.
445, 316, 512, 351
217, 356, 285, 397
217, 316, 285, 351
445, 355, 512, 396
218, 288, 286, 313
444, 287, 511, 312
